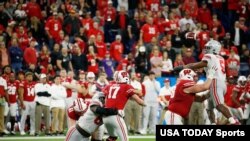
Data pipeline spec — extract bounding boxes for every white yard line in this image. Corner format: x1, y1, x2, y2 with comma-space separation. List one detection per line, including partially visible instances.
0, 135, 155, 140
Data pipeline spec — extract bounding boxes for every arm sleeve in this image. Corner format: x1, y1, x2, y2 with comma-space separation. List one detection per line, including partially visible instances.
95, 106, 118, 116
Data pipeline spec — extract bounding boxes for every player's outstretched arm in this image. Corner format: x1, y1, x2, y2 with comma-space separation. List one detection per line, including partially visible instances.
173, 61, 207, 72
90, 105, 118, 116
131, 94, 146, 106
183, 66, 217, 94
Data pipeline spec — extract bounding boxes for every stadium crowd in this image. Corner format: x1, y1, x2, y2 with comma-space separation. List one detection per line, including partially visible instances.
0, 0, 250, 137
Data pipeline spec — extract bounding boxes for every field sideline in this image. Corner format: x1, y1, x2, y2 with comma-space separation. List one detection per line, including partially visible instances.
0, 135, 155, 141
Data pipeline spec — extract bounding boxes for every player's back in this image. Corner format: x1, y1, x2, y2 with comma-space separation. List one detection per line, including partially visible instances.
103, 83, 134, 110
202, 54, 226, 82
168, 79, 196, 118
77, 100, 102, 133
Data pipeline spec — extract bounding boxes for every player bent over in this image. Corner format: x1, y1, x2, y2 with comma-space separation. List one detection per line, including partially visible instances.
102, 70, 146, 141
174, 40, 238, 124
165, 67, 216, 125
65, 93, 118, 141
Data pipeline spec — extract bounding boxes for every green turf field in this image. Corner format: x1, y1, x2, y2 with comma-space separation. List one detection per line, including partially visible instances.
0, 136, 155, 141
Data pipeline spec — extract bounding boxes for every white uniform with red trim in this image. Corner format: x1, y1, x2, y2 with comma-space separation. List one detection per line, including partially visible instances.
202, 54, 226, 107
65, 97, 104, 141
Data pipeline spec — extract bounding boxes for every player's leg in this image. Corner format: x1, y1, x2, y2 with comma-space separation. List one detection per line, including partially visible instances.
140, 105, 150, 134
197, 103, 205, 125
91, 125, 104, 141
243, 104, 250, 125
58, 108, 65, 134
164, 111, 183, 125
188, 102, 197, 125
211, 79, 237, 124
65, 126, 86, 141
134, 102, 141, 133
124, 100, 132, 132
51, 108, 59, 134
103, 115, 128, 141
43, 105, 51, 134
148, 105, 157, 134
9, 103, 17, 134
20, 101, 29, 135
29, 102, 36, 135
35, 104, 42, 135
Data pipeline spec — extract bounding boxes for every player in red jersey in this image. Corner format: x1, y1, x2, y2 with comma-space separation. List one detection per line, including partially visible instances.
241, 75, 250, 124
227, 76, 247, 122
102, 70, 145, 141
5, 73, 19, 134
67, 98, 88, 127
165, 67, 216, 125
18, 72, 37, 135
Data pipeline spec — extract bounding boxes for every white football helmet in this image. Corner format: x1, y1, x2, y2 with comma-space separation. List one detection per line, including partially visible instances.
92, 92, 105, 105
237, 76, 247, 86
179, 69, 196, 81
204, 40, 221, 55
117, 70, 130, 83
73, 98, 87, 113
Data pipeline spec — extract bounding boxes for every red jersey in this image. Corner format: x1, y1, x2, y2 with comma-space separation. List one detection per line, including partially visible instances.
61, 77, 72, 98
95, 41, 107, 59
244, 83, 250, 103
226, 58, 240, 77
165, 20, 179, 35
197, 31, 210, 49
24, 47, 37, 65
110, 41, 123, 62
25, 2, 42, 19
146, 0, 160, 12
19, 81, 36, 102
7, 81, 19, 104
168, 79, 196, 118
237, 2, 249, 19
140, 23, 159, 43
103, 83, 135, 110
224, 84, 236, 105
226, 85, 245, 108
45, 18, 62, 39
81, 18, 94, 32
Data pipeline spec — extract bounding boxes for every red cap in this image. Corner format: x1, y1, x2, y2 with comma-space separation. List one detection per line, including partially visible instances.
164, 78, 170, 82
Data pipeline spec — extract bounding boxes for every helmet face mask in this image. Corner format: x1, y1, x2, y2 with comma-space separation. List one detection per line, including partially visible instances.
204, 40, 221, 55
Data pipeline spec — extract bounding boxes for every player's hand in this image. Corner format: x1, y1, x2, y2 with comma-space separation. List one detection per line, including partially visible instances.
207, 65, 217, 79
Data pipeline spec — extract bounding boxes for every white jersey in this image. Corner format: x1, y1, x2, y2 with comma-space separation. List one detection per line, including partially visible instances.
77, 100, 103, 134
202, 54, 226, 82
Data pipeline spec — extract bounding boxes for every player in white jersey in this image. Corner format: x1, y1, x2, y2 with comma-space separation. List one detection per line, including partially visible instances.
173, 40, 238, 124
65, 93, 119, 141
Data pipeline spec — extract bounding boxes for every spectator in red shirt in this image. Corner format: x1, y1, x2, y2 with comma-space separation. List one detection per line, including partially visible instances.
183, 48, 196, 65
24, 39, 37, 67
25, 0, 42, 20
86, 45, 99, 75
87, 22, 104, 40
17, 25, 29, 51
182, 0, 198, 19
174, 54, 185, 67
45, 12, 62, 50
226, 50, 240, 77
146, 0, 160, 12
140, 17, 159, 47
197, 2, 212, 25
38, 45, 50, 69
95, 34, 106, 60
110, 35, 124, 64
